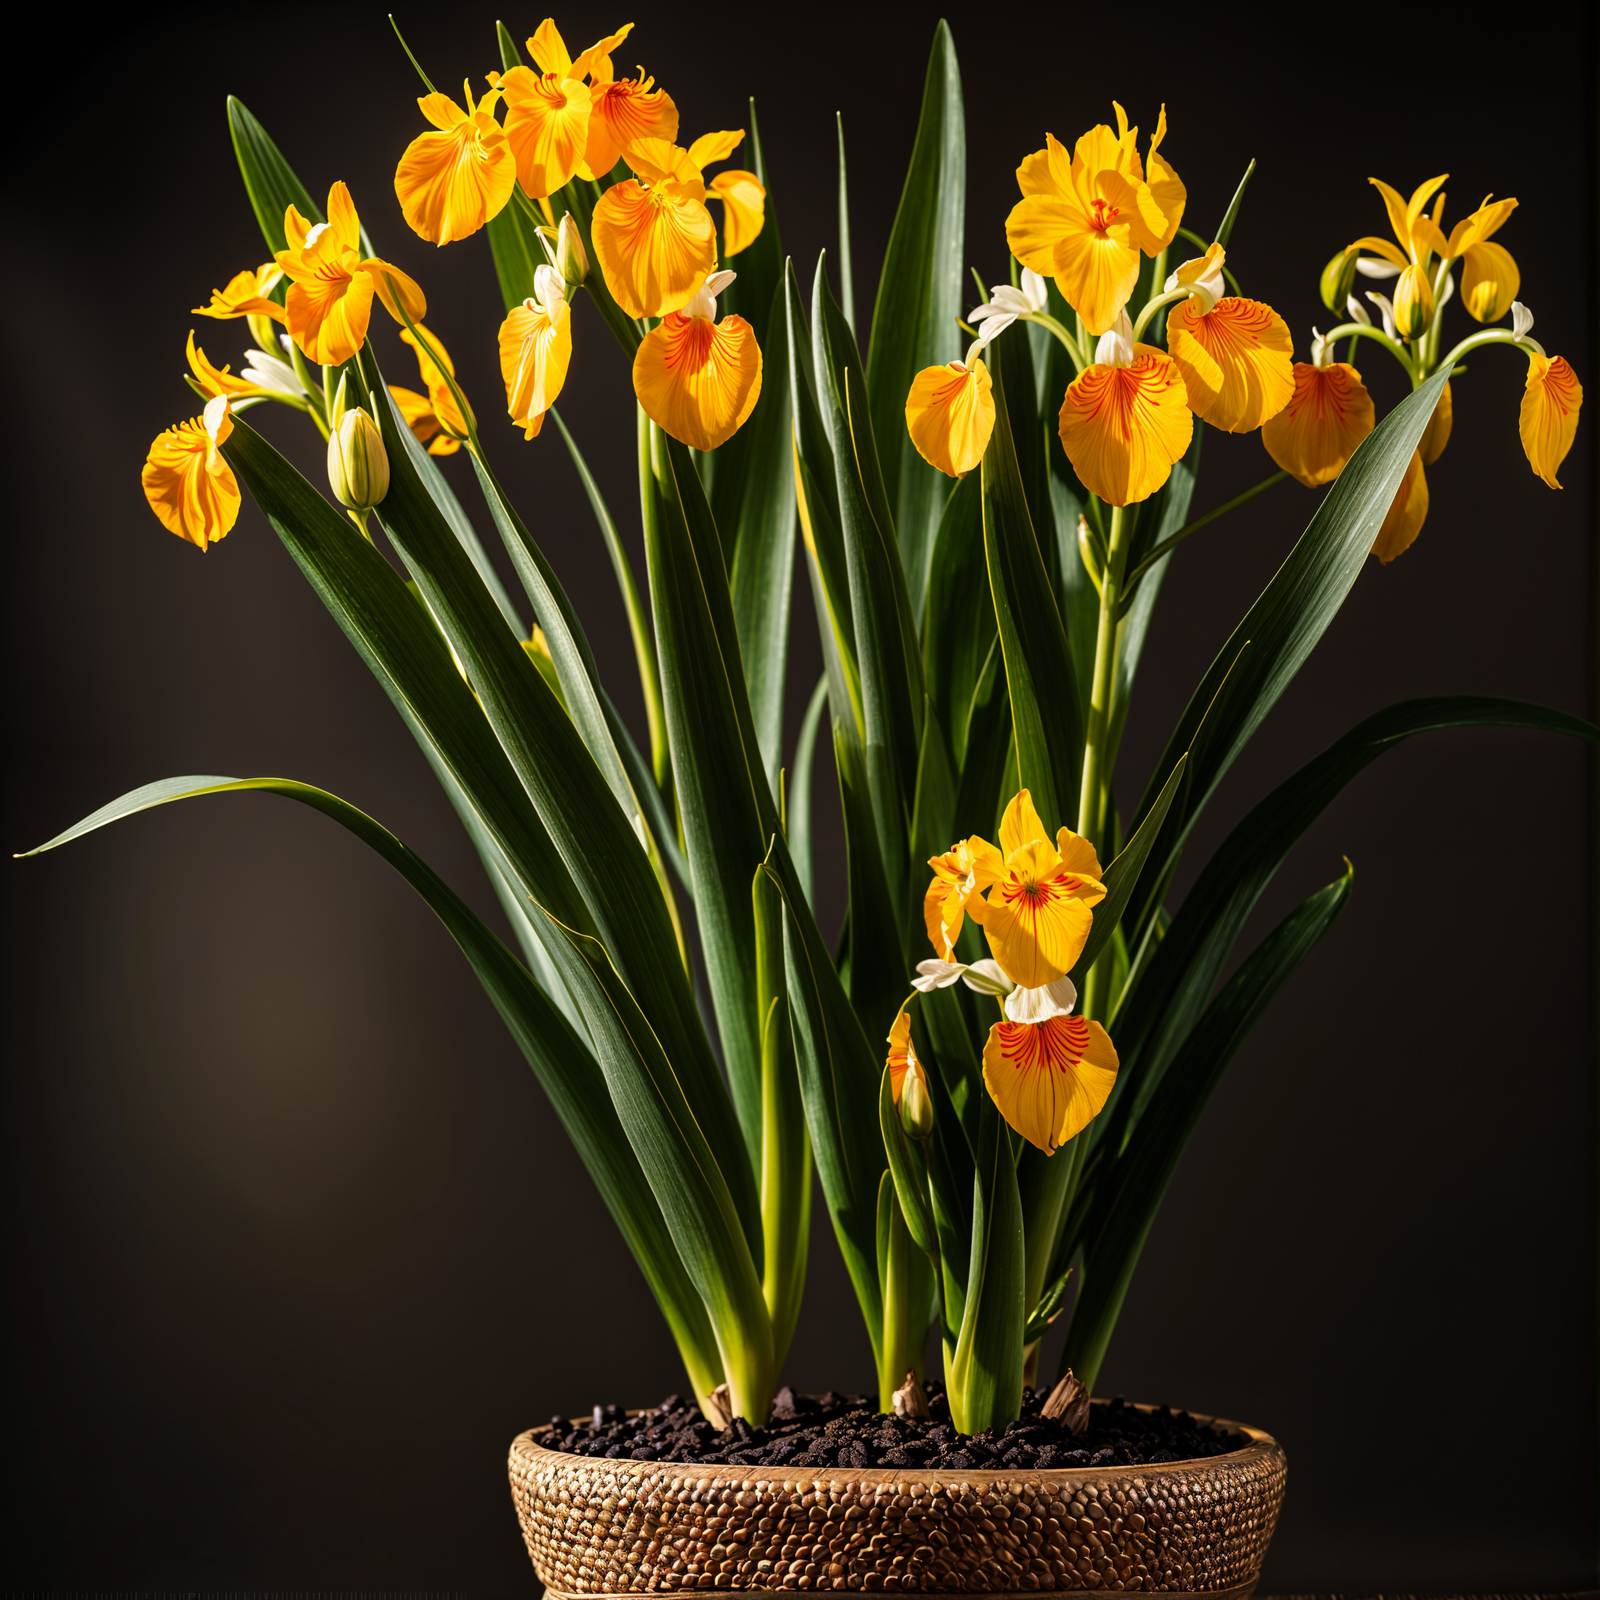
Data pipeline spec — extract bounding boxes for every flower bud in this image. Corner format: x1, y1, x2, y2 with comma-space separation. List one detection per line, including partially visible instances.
1391, 264, 1434, 341
898, 1056, 935, 1140
1319, 248, 1358, 312
327, 400, 389, 511
556, 213, 590, 287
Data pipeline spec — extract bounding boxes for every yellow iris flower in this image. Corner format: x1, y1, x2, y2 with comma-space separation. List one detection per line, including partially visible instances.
1261, 361, 1376, 486
592, 137, 718, 318
1520, 355, 1583, 489
952, 790, 1106, 989
1005, 104, 1185, 336
274, 183, 427, 367
1445, 196, 1519, 323
1164, 246, 1294, 433
686, 129, 767, 257
499, 264, 574, 440
394, 81, 517, 246
141, 395, 239, 551
982, 1013, 1118, 1156
185, 331, 283, 404
1058, 314, 1194, 507
192, 263, 286, 324
633, 269, 762, 451
905, 356, 994, 479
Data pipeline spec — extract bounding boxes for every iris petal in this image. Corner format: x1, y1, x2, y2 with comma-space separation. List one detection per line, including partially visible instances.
1371, 449, 1429, 563
1519, 354, 1582, 489
1058, 347, 1193, 506
141, 408, 240, 551
1165, 297, 1295, 433
981, 1015, 1118, 1154
1261, 363, 1375, 487
501, 68, 592, 199
592, 176, 716, 318
905, 360, 994, 479
633, 311, 762, 451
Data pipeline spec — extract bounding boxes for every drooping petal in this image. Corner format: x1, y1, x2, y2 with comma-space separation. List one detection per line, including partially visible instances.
1371, 449, 1429, 563
499, 293, 573, 440
981, 1015, 1118, 1154
969, 839, 1095, 988
582, 74, 679, 180
886, 1007, 915, 1102
501, 67, 592, 199
192, 266, 286, 323
591, 176, 716, 318
185, 331, 277, 401
1058, 347, 1193, 506
633, 310, 762, 451
390, 384, 462, 455
1445, 194, 1516, 258
395, 90, 517, 245
687, 129, 745, 168
905, 359, 995, 479
1419, 377, 1453, 465
1460, 240, 1520, 323
1261, 362, 1376, 486
1519, 354, 1582, 489
707, 168, 766, 256
399, 325, 470, 441
141, 398, 239, 551
1165, 297, 1295, 433
359, 257, 428, 326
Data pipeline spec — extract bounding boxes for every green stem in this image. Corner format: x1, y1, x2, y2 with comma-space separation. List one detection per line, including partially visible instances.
1122, 470, 1290, 591
1077, 504, 1129, 845
389, 15, 438, 93
1316, 320, 1419, 379
1028, 311, 1089, 374
1437, 327, 1537, 371
1131, 285, 1191, 343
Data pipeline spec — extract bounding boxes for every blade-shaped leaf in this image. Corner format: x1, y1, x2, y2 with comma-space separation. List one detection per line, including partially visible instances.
1063, 865, 1355, 1391
788, 674, 829, 913
982, 339, 1085, 833
864, 20, 965, 622
22, 773, 726, 1401
923, 473, 989, 770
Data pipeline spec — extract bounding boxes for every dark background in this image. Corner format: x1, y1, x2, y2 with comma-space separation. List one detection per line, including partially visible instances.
5, 2, 1595, 1590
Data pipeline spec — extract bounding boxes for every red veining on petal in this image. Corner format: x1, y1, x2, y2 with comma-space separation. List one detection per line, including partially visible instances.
993, 1015, 1091, 1074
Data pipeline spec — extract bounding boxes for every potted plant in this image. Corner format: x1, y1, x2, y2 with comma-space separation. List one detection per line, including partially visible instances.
20, 11, 1591, 1590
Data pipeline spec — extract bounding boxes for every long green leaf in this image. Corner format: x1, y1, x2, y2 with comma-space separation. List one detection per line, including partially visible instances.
227, 97, 346, 257
644, 421, 783, 1178
982, 340, 1085, 833
486, 196, 547, 313
864, 20, 966, 622
1063, 865, 1354, 1390
729, 277, 799, 797
21, 774, 724, 1400
922, 474, 989, 769
788, 674, 829, 913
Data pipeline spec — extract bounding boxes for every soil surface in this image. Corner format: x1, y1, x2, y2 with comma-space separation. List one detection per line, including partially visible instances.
535, 1382, 1243, 1470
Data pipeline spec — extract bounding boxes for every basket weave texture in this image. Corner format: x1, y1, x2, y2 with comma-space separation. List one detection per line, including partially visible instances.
508, 1407, 1286, 1596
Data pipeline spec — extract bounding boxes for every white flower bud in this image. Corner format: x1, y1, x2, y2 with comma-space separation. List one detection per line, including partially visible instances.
327, 401, 389, 512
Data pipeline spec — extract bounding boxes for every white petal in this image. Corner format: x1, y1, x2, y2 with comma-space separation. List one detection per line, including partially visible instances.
202, 393, 231, 442
1020, 267, 1048, 313
304, 222, 329, 247
240, 350, 305, 396
1355, 257, 1402, 280
912, 959, 967, 993
1309, 326, 1330, 368
1365, 291, 1397, 339
1003, 974, 1079, 1024
1094, 311, 1135, 368
1345, 294, 1372, 326
959, 958, 1014, 998
533, 264, 568, 319
1511, 301, 1535, 340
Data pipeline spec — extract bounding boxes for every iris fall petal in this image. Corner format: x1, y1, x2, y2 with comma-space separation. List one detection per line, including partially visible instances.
1261, 362, 1375, 486
982, 1014, 1118, 1155
1165, 297, 1295, 433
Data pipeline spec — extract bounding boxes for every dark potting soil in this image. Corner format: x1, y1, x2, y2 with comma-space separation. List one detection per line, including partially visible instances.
536, 1382, 1243, 1471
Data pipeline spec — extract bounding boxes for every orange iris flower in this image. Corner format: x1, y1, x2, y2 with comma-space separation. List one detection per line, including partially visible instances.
1058, 314, 1194, 507
394, 81, 517, 246
141, 395, 240, 551
981, 1013, 1118, 1156
1261, 360, 1377, 486
591, 137, 721, 318
906, 354, 995, 479
1163, 246, 1294, 433
944, 790, 1106, 989
499, 264, 574, 440
184, 331, 294, 406
274, 183, 428, 367
633, 269, 762, 451
1006, 104, 1185, 336
192, 263, 286, 323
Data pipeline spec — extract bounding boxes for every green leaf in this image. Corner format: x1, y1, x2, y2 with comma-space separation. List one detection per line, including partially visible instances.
226, 96, 357, 258
864, 19, 966, 622
1130, 366, 1454, 883
729, 278, 799, 798
922, 474, 989, 770
761, 845, 889, 1368
981, 339, 1085, 833
1114, 695, 1600, 1140
486, 194, 548, 313
836, 112, 856, 338
813, 257, 925, 907
643, 421, 785, 1181
1063, 865, 1354, 1391
788, 675, 829, 914
22, 773, 725, 1402
948, 1102, 1025, 1433
495, 20, 525, 69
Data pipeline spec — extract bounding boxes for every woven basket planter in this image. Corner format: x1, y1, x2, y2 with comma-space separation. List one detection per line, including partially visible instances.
508, 1404, 1286, 1596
